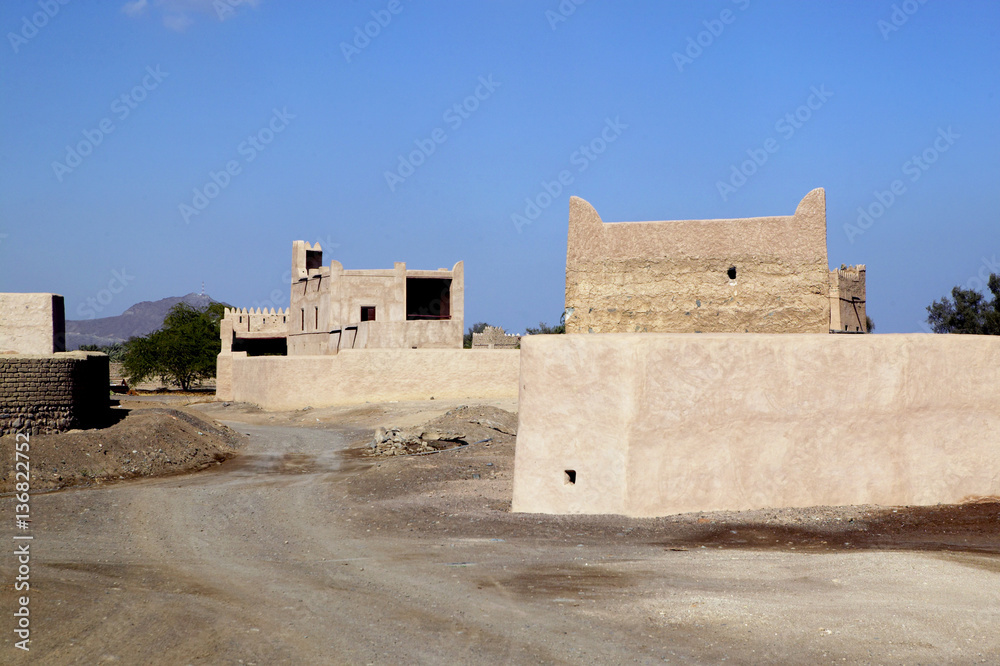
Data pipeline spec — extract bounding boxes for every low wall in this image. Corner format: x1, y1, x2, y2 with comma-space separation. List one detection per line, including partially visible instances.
221, 348, 520, 410
512, 333, 1000, 517
0, 352, 109, 435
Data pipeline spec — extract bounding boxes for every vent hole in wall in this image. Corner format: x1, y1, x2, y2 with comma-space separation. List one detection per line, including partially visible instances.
564, 470, 577, 485
727, 266, 737, 280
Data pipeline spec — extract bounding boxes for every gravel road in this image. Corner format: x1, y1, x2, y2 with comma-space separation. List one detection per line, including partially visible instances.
3, 408, 999, 664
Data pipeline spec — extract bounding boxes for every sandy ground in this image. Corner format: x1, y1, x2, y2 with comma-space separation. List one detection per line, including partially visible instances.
2, 397, 999, 664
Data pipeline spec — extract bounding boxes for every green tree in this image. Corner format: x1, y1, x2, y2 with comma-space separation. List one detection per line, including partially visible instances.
464, 322, 490, 348
926, 273, 1000, 335
122, 302, 225, 390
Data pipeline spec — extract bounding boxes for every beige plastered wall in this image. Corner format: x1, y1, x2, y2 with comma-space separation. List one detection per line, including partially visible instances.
512, 333, 1000, 517
221, 348, 519, 410
565, 189, 830, 334
0, 293, 66, 355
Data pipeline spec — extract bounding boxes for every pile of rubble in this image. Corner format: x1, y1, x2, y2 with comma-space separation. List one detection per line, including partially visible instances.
368, 427, 468, 456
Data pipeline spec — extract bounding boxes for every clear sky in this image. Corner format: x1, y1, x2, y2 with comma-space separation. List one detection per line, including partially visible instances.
2, 0, 997, 333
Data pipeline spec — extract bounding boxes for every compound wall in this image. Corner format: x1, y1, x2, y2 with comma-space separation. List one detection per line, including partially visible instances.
0, 352, 109, 435
218, 348, 519, 410
512, 333, 1000, 517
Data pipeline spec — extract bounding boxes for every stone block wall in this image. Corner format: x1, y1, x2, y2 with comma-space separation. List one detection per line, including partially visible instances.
0, 352, 109, 435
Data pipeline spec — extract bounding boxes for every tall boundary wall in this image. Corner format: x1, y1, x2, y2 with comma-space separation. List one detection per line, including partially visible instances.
512, 333, 1000, 517
0, 352, 109, 435
218, 349, 520, 410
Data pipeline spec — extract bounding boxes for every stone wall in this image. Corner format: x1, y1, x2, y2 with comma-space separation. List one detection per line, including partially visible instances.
564, 190, 831, 334
512, 333, 1000, 517
218, 348, 519, 409
0, 352, 109, 435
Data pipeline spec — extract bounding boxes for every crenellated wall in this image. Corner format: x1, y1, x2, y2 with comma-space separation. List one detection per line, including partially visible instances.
472, 326, 521, 349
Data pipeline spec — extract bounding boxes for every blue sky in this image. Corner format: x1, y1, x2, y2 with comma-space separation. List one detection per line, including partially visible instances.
1, 0, 997, 333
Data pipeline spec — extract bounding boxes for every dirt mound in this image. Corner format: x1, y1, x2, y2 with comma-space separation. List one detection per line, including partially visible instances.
0, 407, 245, 493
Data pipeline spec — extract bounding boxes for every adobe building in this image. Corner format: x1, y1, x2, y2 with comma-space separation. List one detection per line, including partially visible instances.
0, 293, 109, 435
220, 241, 463, 357
513, 189, 1000, 517
217, 242, 518, 409
565, 189, 867, 334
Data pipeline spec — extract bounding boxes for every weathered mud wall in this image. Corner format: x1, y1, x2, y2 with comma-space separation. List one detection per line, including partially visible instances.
564, 190, 830, 334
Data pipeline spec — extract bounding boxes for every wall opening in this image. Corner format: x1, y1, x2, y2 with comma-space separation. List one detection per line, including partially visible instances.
300, 308, 305, 331
305, 249, 322, 271
406, 277, 452, 320
360, 306, 376, 322
314, 306, 319, 329
727, 266, 737, 280
564, 470, 576, 485
233, 337, 287, 356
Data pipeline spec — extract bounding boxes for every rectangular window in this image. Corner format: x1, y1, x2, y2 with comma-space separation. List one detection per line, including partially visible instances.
361, 306, 376, 322
405, 277, 451, 320
300, 308, 305, 332
315, 306, 319, 329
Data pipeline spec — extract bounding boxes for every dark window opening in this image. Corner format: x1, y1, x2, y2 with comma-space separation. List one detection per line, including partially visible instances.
727, 266, 737, 280
305, 249, 322, 271
360, 306, 376, 322
233, 337, 287, 356
314, 306, 319, 329
300, 308, 305, 331
406, 277, 452, 320
564, 470, 577, 485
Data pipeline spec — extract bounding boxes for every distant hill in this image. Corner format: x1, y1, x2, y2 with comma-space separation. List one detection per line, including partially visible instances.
65, 293, 225, 350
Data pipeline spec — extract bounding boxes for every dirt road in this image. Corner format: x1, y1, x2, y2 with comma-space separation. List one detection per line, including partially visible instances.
3, 404, 999, 664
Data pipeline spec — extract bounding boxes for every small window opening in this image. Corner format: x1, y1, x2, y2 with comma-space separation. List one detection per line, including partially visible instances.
727, 266, 737, 280
564, 470, 576, 485
314, 307, 319, 329
361, 306, 376, 322
305, 249, 322, 270
300, 308, 305, 332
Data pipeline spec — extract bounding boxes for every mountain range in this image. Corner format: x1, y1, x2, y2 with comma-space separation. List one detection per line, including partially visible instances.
65, 293, 223, 349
